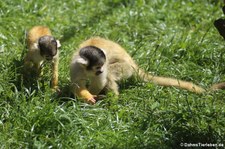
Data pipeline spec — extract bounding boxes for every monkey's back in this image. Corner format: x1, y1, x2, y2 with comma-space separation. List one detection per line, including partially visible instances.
79, 37, 138, 79
27, 26, 52, 49
79, 37, 137, 66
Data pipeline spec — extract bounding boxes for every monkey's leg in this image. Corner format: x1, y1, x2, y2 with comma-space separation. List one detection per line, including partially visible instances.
105, 75, 119, 95
88, 75, 107, 95
109, 61, 134, 81
51, 58, 59, 90
105, 62, 134, 95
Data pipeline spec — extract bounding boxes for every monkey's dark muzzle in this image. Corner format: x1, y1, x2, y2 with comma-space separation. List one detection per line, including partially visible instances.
96, 71, 103, 75
46, 56, 53, 61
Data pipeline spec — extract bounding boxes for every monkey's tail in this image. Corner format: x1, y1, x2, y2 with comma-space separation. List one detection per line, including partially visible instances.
137, 69, 206, 93
210, 82, 225, 91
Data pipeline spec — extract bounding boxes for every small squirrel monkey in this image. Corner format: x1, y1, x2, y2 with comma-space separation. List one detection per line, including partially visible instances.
23, 26, 61, 90
70, 37, 207, 104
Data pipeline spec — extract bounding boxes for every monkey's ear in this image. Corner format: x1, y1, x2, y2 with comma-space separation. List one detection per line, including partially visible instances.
56, 40, 61, 48
76, 57, 88, 66
214, 18, 225, 40
33, 42, 39, 49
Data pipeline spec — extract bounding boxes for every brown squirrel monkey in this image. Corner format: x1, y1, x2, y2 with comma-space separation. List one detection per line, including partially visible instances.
23, 26, 61, 90
70, 37, 206, 104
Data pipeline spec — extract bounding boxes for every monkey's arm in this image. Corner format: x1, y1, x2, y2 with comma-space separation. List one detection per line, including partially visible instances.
71, 80, 96, 104
78, 88, 96, 103
51, 56, 59, 90
70, 61, 97, 104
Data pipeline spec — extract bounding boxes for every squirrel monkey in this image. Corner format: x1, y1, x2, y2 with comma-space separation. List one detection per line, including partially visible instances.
212, 6, 225, 91
70, 37, 207, 104
23, 26, 61, 90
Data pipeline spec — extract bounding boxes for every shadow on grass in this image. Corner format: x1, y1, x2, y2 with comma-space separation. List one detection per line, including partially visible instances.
168, 125, 221, 149
52, 83, 74, 102
9, 58, 75, 104
53, 77, 140, 105
9, 58, 45, 93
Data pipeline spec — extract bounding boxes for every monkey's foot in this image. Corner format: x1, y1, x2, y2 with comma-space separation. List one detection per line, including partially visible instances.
51, 86, 61, 93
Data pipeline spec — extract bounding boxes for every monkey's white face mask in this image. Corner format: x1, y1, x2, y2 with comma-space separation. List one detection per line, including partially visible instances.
76, 57, 105, 76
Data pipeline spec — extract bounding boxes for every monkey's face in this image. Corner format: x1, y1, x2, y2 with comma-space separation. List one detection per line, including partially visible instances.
38, 35, 57, 61
79, 46, 106, 76
90, 64, 105, 76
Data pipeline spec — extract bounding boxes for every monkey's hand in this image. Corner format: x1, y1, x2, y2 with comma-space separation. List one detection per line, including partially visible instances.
79, 89, 96, 104
24, 61, 34, 69
86, 96, 96, 104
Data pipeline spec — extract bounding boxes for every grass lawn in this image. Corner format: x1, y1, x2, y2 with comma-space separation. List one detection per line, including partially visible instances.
0, 0, 225, 148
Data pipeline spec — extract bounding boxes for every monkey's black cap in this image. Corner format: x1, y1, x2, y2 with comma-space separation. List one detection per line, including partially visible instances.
38, 35, 57, 59
79, 46, 106, 70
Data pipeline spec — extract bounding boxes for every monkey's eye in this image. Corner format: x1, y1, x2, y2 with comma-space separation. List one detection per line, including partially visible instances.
96, 66, 101, 70
51, 40, 57, 45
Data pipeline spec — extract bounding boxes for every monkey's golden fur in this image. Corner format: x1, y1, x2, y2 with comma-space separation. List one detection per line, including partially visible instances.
27, 26, 52, 49
24, 26, 59, 90
71, 37, 206, 103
